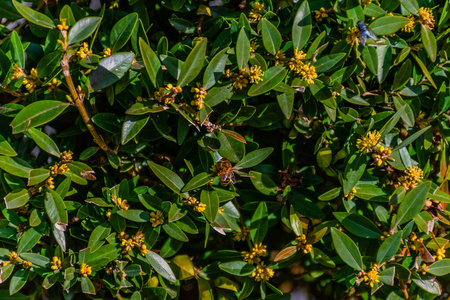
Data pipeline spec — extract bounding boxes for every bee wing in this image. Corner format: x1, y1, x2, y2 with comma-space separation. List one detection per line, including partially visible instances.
359, 33, 367, 46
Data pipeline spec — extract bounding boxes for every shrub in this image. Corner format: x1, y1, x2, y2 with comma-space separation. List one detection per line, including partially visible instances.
0, 0, 449, 299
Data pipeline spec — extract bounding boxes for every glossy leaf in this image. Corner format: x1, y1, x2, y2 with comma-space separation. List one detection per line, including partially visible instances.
331, 228, 363, 271
68, 17, 102, 45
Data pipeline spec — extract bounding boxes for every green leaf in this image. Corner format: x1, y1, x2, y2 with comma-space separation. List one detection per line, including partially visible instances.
330, 228, 363, 271
236, 27, 250, 70
203, 47, 228, 90
90, 53, 135, 90
219, 261, 256, 276
88, 222, 111, 253
4, 189, 30, 209
121, 114, 150, 145
45, 189, 68, 226
291, 193, 325, 219
313, 53, 346, 73
276, 92, 294, 119
421, 25, 437, 62
200, 190, 219, 223
249, 171, 278, 196
177, 38, 207, 87
398, 0, 419, 15
411, 52, 437, 89
261, 18, 281, 55
235, 148, 273, 169
333, 212, 382, 238
393, 59, 412, 90
10, 101, 70, 134
392, 96, 414, 128
292, 1, 311, 51
204, 84, 233, 107
139, 38, 162, 89
428, 259, 450, 276
10, 31, 24, 69
317, 148, 332, 168
217, 131, 245, 163
19, 253, 50, 268
392, 126, 431, 152
0, 49, 12, 83
248, 66, 288, 97
369, 16, 411, 35
59, 5, 75, 26
13, 0, 55, 29
163, 222, 188, 241
250, 201, 268, 244
393, 181, 431, 227
169, 18, 195, 34
0, 135, 16, 157
67, 17, 102, 45
148, 161, 185, 195
36, 51, 62, 78
17, 226, 42, 254
27, 128, 60, 157
117, 210, 150, 222
318, 187, 342, 201
346, 0, 364, 21
81, 277, 95, 294
111, 13, 138, 52
182, 173, 211, 192
379, 106, 406, 140
0, 2, 21, 20
145, 251, 176, 282
9, 269, 29, 295
343, 153, 370, 195
376, 231, 403, 264
0, 156, 32, 178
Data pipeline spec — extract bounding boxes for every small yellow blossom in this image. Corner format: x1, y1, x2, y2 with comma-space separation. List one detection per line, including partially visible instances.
8, 251, 20, 263
136, 96, 143, 102
225, 69, 234, 78
346, 27, 360, 45
418, 7, 435, 29
363, 269, 380, 288
344, 187, 357, 200
242, 243, 267, 264
356, 130, 381, 153
361, 0, 372, 7
57, 18, 69, 31
250, 41, 259, 53
51, 256, 61, 270
232, 71, 249, 90
45, 177, 55, 189
250, 262, 274, 282
190, 83, 207, 109
402, 15, 415, 32
22, 68, 40, 93
315, 8, 329, 21
295, 234, 313, 253
16, 224, 26, 232
47, 78, 60, 92
112, 196, 129, 211
435, 247, 446, 260
133, 231, 145, 244
121, 238, 135, 252
397, 166, 423, 190
372, 145, 394, 167
105, 265, 114, 275
194, 202, 207, 213
274, 49, 286, 66
151, 84, 182, 105
380, 231, 390, 241
420, 263, 429, 275
78, 263, 92, 277
298, 63, 317, 84
118, 231, 129, 240
103, 48, 112, 57
22, 260, 32, 269
150, 210, 164, 227
249, 2, 265, 21
10, 64, 25, 80
140, 244, 149, 255
76, 42, 91, 60
289, 48, 307, 73
106, 209, 112, 220
60, 151, 73, 162
248, 65, 264, 84
233, 226, 250, 241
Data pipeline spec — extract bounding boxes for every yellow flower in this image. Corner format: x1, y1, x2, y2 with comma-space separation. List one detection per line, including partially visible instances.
114, 197, 129, 211
60, 151, 73, 162
16, 224, 26, 232
57, 18, 69, 31
250, 262, 274, 282
274, 49, 286, 66
402, 15, 415, 32
106, 209, 112, 220
47, 78, 60, 92
118, 231, 129, 240
344, 187, 357, 200
22, 68, 40, 93
8, 251, 20, 263
420, 263, 429, 275
248, 65, 264, 84
380, 231, 390, 241
298, 63, 317, 84
252, 243, 267, 257
151, 84, 182, 105
435, 247, 446, 260
22, 260, 32, 269
361, 0, 371, 7
315, 8, 329, 21
78, 263, 92, 277
133, 231, 145, 244
372, 145, 394, 167
295, 234, 313, 253
150, 210, 164, 227
45, 177, 55, 189
190, 82, 207, 110
10, 64, 25, 80
242, 243, 267, 264
250, 41, 259, 53
233, 226, 250, 241
363, 269, 380, 288
51, 256, 61, 270
76, 42, 90, 60
232, 73, 249, 90
121, 238, 135, 252
356, 130, 381, 153
289, 48, 307, 73
140, 244, 149, 256
403, 166, 423, 183
103, 48, 112, 57
225, 69, 234, 78
194, 202, 207, 213
346, 27, 360, 45
249, 2, 265, 21
418, 7, 435, 29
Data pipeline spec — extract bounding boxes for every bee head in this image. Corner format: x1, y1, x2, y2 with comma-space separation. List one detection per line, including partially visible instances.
356, 21, 365, 31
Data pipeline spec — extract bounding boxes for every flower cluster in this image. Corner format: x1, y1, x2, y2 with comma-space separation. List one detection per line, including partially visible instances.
150, 210, 164, 227
289, 48, 317, 84
344, 188, 357, 200
112, 195, 129, 211
8, 251, 19, 264
295, 234, 312, 254
396, 166, 423, 190
418, 7, 435, 29
372, 145, 394, 167
78, 263, 92, 277
249, 2, 265, 21
45, 177, 55, 189
356, 130, 381, 153
187, 197, 207, 213
75, 42, 91, 60
103, 48, 112, 57
51, 256, 61, 270
190, 83, 207, 110
314, 8, 332, 21
380, 231, 390, 241
434, 247, 446, 261
361, 0, 372, 6
402, 15, 416, 32
22, 260, 32, 269
119, 231, 147, 254
10, 64, 25, 80
242, 243, 267, 265
50, 163, 69, 177
274, 49, 286, 66
46, 78, 61, 93
226, 67, 265, 90
346, 27, 360, 45
56, 18, 69, 31
357, 265, 380, 288
60, 151, 73, 163
22, 68, 40, 93
233, 226, 250, 241
250, 262, 274, 282
151, 84, 182, 105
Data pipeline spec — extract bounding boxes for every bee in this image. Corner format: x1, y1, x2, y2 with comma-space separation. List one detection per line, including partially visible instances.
215, 158, 236, 186
357, 21, 378, 46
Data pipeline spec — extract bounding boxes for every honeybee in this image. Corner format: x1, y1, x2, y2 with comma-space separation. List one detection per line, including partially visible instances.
215, 158, 236, 186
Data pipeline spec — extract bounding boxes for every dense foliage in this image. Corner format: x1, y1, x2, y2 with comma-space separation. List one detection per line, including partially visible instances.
0, 0, 449, 299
